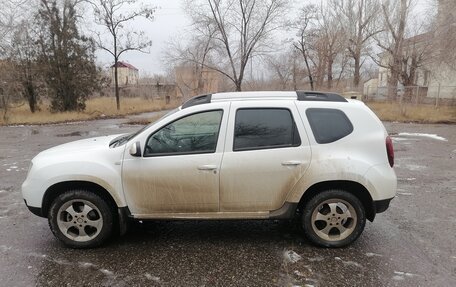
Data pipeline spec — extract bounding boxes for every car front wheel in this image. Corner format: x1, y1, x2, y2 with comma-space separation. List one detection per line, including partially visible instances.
48, 190, 114, 248
302, 189, 366, 248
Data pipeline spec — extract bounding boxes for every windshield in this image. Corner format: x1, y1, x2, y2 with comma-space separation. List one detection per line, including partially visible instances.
109, 108, 180, 148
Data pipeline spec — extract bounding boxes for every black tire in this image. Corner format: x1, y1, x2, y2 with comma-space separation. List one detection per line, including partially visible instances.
301, 189, 366, 248
48, 190, 114, 249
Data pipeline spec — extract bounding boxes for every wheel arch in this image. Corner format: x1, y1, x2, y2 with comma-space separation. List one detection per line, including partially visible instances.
42, 181, 119, 218
298, 180, 375, 221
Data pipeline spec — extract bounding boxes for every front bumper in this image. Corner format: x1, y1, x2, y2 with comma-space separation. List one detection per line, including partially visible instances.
24, 199, 45, 218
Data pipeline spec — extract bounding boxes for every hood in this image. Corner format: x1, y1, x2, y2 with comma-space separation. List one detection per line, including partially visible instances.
39, 134, 126, 156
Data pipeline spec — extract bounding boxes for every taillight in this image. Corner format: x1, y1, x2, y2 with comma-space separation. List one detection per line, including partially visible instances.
386, 136, 394, 167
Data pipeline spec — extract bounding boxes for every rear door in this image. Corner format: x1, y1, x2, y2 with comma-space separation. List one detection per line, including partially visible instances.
219, 101, 311, 212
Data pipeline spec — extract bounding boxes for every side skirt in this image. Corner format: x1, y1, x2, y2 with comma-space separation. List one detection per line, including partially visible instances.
129, 202, 299, 220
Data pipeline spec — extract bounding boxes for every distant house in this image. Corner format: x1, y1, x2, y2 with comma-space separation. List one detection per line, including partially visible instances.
110, 61, 139, 87
376, 0, 456, 100
174, 65, 221, 99
363, 78, 379, 99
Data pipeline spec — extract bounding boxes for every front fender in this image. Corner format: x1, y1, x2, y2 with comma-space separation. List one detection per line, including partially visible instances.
22, 159, 126, 208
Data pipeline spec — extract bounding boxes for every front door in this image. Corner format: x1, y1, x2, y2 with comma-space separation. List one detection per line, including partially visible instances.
122, 108, 227, 215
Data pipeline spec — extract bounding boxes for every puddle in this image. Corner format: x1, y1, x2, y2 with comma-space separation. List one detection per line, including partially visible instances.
56, 131, 98, 137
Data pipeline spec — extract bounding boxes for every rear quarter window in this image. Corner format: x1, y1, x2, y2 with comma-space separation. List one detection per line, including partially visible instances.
306, 108, 353, 144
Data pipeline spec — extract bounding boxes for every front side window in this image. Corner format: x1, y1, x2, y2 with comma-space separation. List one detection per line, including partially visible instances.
145, 110, 223, 156
233, 108, 301, 151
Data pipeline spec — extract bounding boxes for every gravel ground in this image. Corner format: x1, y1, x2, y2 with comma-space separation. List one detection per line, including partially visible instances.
0, 116, 455, 287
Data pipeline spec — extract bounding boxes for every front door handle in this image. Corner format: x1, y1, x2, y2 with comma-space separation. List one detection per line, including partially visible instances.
281, 160, 302, 166
197, 165, 218, 171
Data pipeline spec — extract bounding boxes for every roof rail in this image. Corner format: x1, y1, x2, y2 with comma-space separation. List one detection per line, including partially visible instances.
296, 91, 347, 102
181, 94, 212, 109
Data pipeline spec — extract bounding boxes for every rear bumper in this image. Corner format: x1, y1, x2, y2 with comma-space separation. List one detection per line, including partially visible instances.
373, 197, 394, 214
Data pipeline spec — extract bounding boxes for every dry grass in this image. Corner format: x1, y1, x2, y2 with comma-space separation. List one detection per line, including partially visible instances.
1, 97, 181, 126
367, 102, 456, 124
2, 97, 454, 125
125, 112, 168, 126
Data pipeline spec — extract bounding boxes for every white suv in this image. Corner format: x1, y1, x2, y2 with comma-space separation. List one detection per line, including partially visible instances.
22, 91, 397, 248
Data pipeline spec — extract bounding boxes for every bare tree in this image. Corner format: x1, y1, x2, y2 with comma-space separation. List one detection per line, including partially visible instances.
89, 0, 155, 110
315, 6, 345, 90
332, 0, 382, 89
10, 20, 42, 112
184, 0, 288, 91
267, 49, 299, 90
293, 5, 317, 90
164, 23, 217, 98
293, 4, 347, 90
376, 0, 412, 100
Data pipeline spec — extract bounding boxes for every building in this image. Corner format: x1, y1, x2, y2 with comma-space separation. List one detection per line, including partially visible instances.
376, 0, 456, 100
174, 65, 221, 100
110, 61, 139, 87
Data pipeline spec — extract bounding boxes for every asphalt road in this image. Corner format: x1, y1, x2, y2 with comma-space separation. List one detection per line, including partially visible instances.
0, 116, 455, 287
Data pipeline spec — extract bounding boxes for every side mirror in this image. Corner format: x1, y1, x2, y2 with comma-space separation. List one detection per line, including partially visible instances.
129, 141, 142, 157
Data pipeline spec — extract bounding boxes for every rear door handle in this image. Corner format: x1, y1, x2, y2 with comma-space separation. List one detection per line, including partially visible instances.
197, 165, 218, 171
281, 160, 302, 166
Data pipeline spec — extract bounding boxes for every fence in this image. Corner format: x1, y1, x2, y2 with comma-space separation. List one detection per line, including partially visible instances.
364, 85, 456, 106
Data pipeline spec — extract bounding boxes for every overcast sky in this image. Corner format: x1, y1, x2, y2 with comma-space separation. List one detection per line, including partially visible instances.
95, 0, 431, 77
95, 0, 191, 76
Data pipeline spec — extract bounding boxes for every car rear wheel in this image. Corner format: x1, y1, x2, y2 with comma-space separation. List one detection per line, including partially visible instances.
301, 189, 365, 248
48, 190, 114, 248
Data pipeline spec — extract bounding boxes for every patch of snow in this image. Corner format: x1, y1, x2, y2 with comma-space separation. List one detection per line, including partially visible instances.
398, 192, 413, 196
335, 257, 362, 268
394, 271, 421, 278
79, 262, 96, 269
365, 252, 383, 257
398, 178, 416, 181
9, 166, 18, 169
145, 273, 160, 282
294, 270, 305, 277
308, 256, 324, 262
405, 164, 426, 171
27, 266, 32, 269
6, 169, 11, 172
100, 269, 114, 276
392, 137, 413, 142
283, 250, 302, 263
0, 245, 12, 251
397, 132, 447, 141
342, 260, 362, 268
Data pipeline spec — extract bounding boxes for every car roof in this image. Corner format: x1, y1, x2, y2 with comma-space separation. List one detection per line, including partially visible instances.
182, 91, 348, 109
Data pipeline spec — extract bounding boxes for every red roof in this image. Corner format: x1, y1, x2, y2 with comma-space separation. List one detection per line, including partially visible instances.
111, 61, 139, 71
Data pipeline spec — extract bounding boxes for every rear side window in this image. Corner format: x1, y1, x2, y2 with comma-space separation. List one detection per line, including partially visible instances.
306, 108, 353, 144
234, 108, 301, 151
